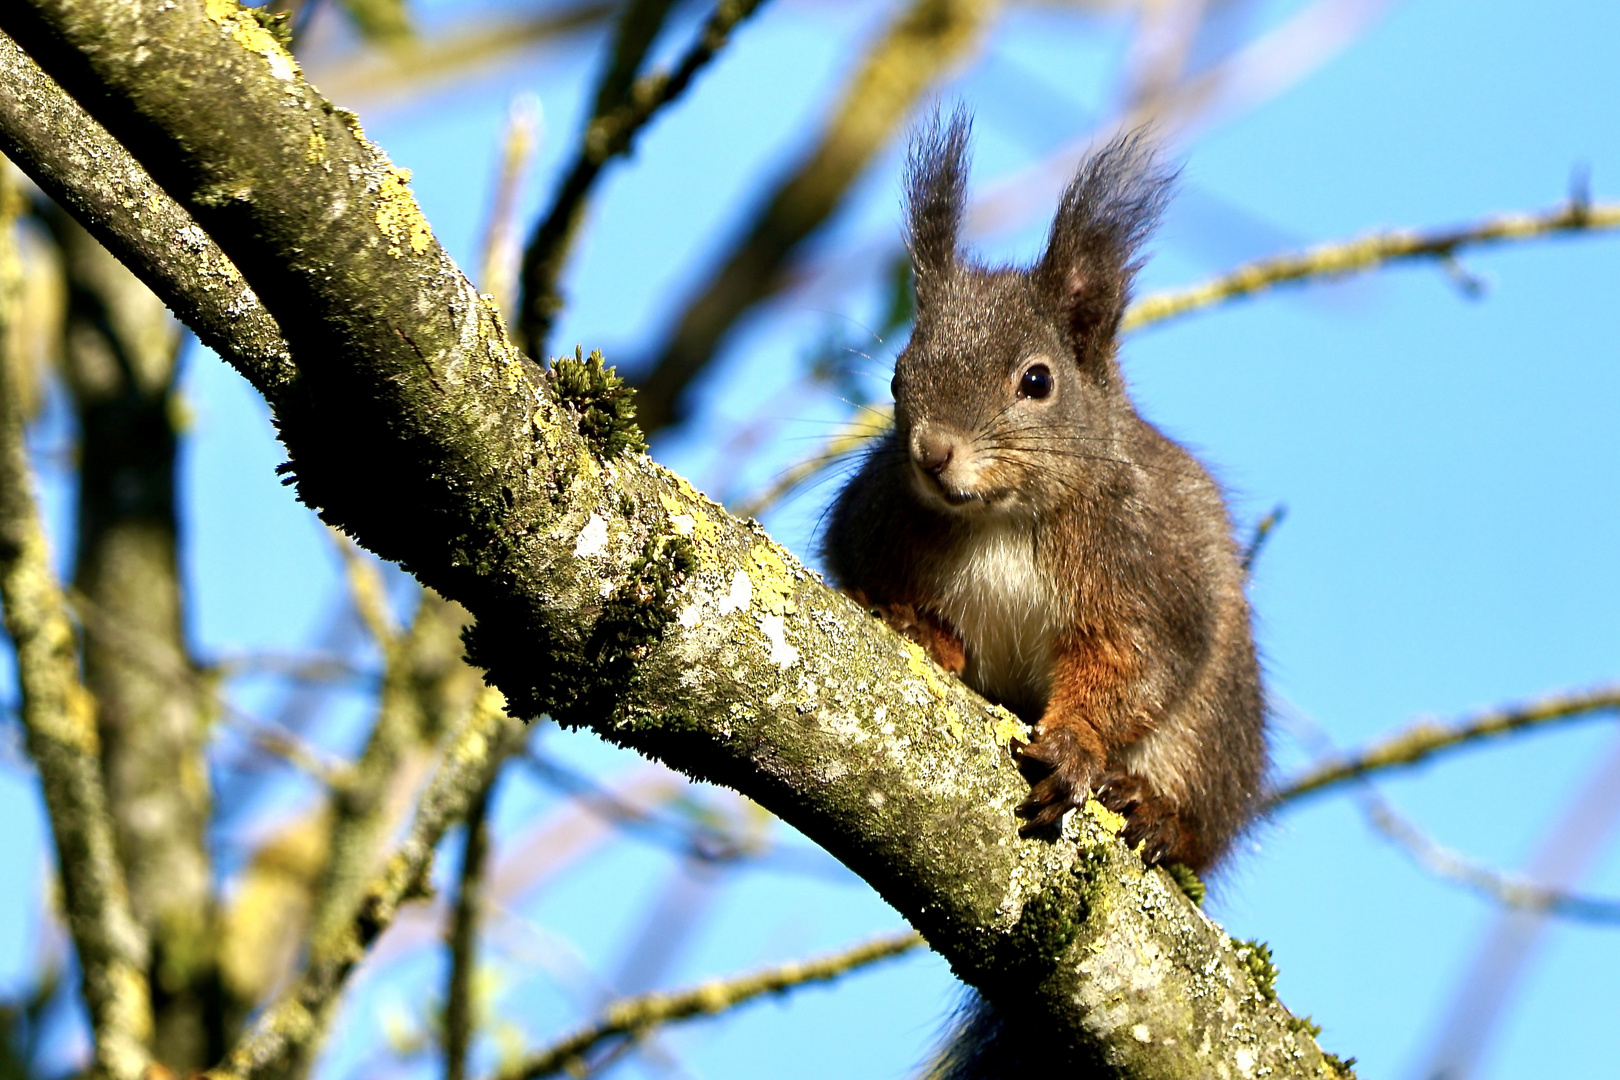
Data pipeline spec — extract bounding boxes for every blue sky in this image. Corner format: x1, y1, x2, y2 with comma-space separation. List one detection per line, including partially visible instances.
3, 1, 1619, 1077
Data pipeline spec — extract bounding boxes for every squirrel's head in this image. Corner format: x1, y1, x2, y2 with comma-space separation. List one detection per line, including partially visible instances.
889, 109, 1173, 517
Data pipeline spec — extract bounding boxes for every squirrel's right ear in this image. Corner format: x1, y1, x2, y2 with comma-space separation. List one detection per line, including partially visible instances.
1036, 131, 1175, 355
904, 106, 971, 293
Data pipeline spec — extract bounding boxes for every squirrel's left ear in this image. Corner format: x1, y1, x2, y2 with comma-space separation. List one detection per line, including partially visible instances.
1035, 131, 1174, 355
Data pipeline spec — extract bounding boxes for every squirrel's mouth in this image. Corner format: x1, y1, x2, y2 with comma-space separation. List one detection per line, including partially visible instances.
911, 466, 1012, 512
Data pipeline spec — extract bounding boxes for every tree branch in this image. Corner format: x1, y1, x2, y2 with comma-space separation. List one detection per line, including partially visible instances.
46, 206, 224, 1070
0, 30, 293, 398
1123, 196, 1620, 332
633, 0, 1004, 433
517, 0, 771, 357
0, 168, 153, 1080
495, 931, 924, 1080
445, 772, 496, 1080
1356, 789, 1620, 924
0, 6, 1347, 1075
1270, 684, 1620, 809
210, 688, 521, 1080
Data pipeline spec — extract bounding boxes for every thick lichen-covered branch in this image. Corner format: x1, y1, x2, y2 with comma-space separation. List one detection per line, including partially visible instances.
517, 0, 771, 356
1122, 197, 1620, 332
634, 0, 1004, 432
494, 931, 925, 1080
0, 5, 1347, 1076
0, 170, 153, 1080
0, 30, 293, 398
1270, 684, 1620, 809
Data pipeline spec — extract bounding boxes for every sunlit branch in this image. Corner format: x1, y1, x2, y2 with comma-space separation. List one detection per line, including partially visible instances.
208, 688, 521, 1080
1123, 196, 1620, 332
491, 931, 925, 1080
517, 0, 772, 357
1269, 684, 1620, 809
739, 194, 1620, 516
0, 30, 293, 398
0, 169, 153, 1080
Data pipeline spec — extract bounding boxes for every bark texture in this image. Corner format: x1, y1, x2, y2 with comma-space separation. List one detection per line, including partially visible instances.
0, 3, 1349, 1076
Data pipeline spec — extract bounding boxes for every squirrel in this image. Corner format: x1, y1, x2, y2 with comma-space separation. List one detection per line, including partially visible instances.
821, 110, 1266, 876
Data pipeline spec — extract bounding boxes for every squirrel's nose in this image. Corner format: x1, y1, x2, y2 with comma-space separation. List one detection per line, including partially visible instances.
913, 427, 956, 476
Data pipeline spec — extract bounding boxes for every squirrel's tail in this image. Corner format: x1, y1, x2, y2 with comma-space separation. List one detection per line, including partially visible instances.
924, 993, 1105, 1079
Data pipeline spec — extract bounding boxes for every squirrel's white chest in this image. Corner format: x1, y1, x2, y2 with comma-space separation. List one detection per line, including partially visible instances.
931, 521, 1059, 717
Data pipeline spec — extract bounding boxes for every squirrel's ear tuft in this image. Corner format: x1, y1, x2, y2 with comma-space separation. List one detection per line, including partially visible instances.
905, 106, 972, 289
1037, 130, 1175, 344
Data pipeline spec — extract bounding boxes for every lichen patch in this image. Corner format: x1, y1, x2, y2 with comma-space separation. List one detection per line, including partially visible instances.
206, 0, 301, 82
374, 167, 432, 257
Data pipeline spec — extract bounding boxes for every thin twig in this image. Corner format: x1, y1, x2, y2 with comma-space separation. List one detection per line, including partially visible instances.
490, 931, 924, 1080
743, 194, 1620, 511
731, 405, 892, 520
1240, 503, 1286, 578
478, 95, 540, 319
331, 530, 400, 649
518, 0, 772, 355
0, 166, 153, 1080
633, 0, 1003, 432
1269, 684, 1620, 809
1358, 790, 1620, 924
206, 688, 520, 1080
445, 757, 509, 1080
1123, 196, 1620, 332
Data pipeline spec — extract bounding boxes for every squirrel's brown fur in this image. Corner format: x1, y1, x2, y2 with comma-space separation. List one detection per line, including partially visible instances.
822, 110, 1265, 873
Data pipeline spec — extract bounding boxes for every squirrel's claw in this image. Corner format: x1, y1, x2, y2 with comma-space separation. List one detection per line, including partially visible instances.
1095, 770, 1187, 867
1013, 726, 1097, 835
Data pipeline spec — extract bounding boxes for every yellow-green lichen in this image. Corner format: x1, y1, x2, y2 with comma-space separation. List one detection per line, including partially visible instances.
990, 708, 1028, 747
306, 130, 327, 164
206, 0, 300, 81
1084, 797, 1127, 836
374, 167, 433, 257
748, 542, 796, 615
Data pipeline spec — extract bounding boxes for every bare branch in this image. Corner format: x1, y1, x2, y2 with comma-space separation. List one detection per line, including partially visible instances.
445, 774, 497, 1080
1124, 197, 1620, 332
633, 0, 1005, 432
477, 96, 540, 319
0, 166, 153, 1080
1270, 684, 1620, 809
492, 932, 925, 1080
209, 688, 522, 1080
517, 0, 772, 357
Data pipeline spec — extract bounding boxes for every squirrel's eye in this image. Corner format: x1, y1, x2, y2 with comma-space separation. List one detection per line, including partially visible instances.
890, 373, 900, 400
1017, 364, 1053, 400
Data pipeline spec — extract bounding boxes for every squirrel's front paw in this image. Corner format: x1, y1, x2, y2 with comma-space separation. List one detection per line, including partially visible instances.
1095, 772, 1186, 866
1012, 726, 1099, 834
